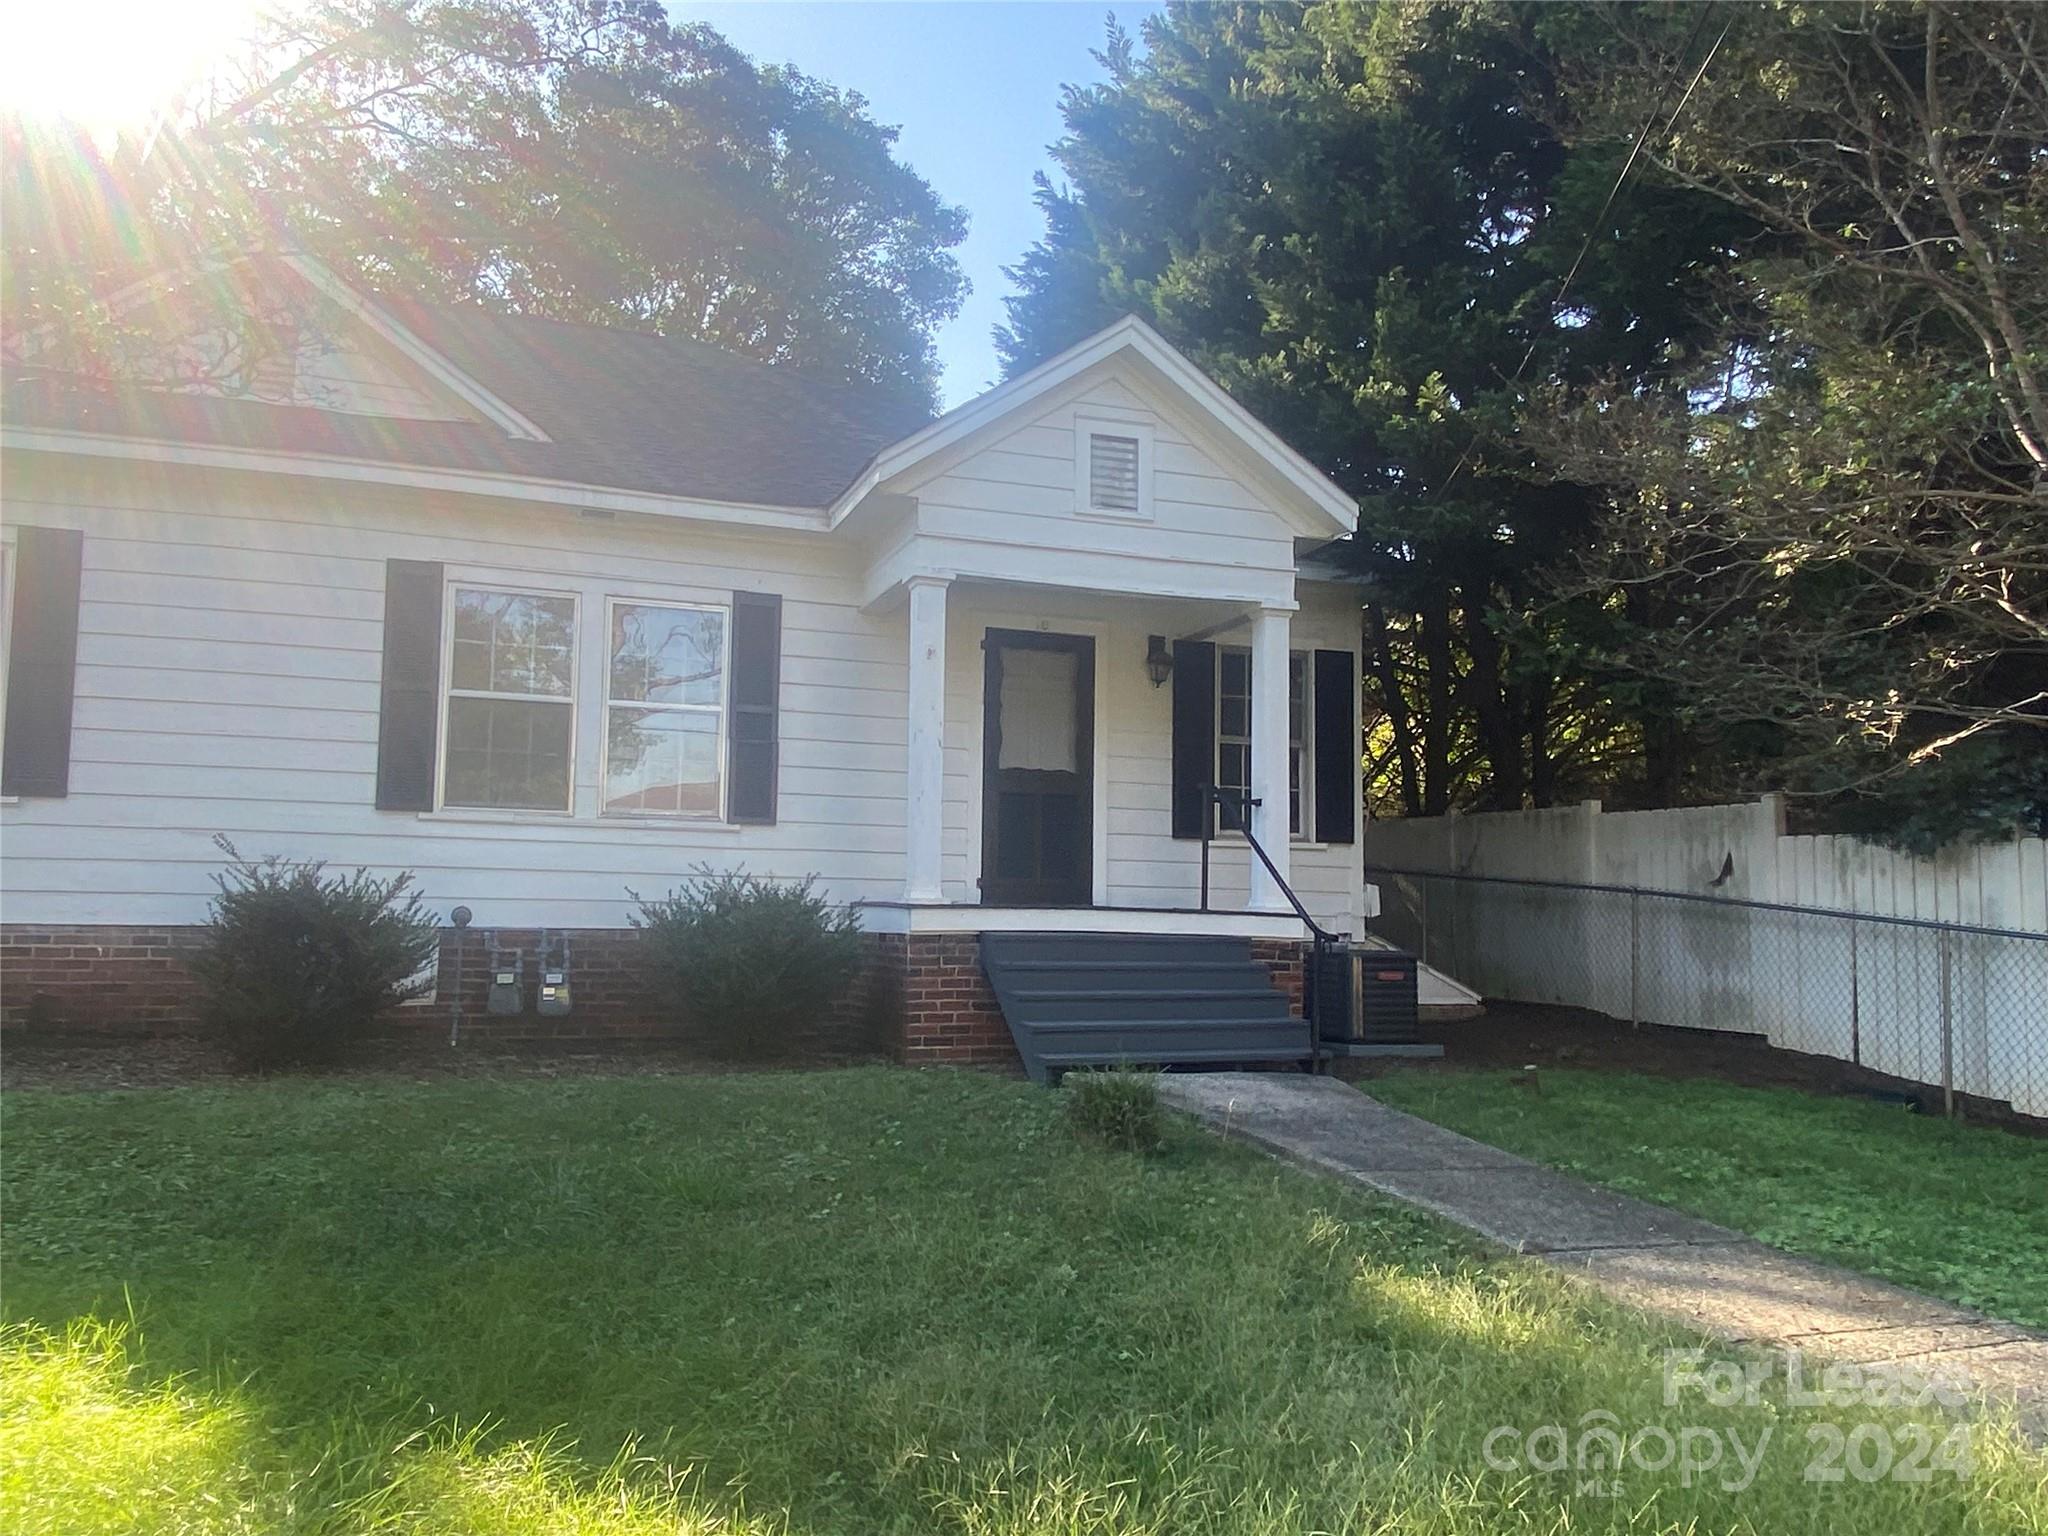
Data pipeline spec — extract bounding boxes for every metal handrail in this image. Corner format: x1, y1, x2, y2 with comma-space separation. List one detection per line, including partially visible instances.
1199, 784, 1335, 1070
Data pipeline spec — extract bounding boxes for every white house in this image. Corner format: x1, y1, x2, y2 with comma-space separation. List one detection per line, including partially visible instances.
0, 252, 1428, 1070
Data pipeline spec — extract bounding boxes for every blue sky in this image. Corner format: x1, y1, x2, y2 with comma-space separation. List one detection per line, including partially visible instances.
670, 2, 1164, 407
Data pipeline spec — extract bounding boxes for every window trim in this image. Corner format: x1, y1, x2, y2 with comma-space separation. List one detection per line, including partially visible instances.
1288, 650, 1313, 843
1073, 412, 1157, 521
1214, 644, 1314, 842
598, 594, 732, 822
435, 579, 581, 816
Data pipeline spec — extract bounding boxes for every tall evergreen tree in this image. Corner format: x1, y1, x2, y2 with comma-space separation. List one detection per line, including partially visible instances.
1000, 0, 1747, 812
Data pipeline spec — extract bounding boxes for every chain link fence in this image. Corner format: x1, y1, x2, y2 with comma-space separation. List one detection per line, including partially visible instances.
1369, 865, 2048, 1122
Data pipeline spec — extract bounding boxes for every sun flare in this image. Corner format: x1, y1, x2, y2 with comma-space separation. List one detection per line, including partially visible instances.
0, 0, 263, 145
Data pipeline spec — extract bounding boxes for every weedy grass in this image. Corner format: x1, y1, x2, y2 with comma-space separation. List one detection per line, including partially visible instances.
3, 1067, 2043, 1533
1367, 1066, 2048, 1328
1063, 1066, 1164, 1152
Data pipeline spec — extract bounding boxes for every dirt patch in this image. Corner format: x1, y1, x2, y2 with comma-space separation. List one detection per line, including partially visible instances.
1341, 1000, 2046, 1136
0, 1034, 901, 1092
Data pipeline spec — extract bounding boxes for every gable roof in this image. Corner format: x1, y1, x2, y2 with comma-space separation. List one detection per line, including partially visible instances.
6, 262, 932, 511
828, 315, 1357, 539
6, 260, 1352, 534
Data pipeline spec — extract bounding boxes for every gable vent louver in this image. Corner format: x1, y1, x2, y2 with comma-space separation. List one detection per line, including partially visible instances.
1088, 433, 1142, 512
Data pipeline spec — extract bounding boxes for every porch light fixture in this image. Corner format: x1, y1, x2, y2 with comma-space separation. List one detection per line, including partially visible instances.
1144, 634, 1173, 688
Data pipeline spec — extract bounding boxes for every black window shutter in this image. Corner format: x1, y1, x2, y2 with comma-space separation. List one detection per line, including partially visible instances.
1, 526, 85, 798
1169, 639, 1215, 840
728, 590, 781, 823
1313, 648, 1357, 845
375, 559, 443, 811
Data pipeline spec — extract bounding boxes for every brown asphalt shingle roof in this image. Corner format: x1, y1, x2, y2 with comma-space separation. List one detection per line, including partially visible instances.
5, 298, 934, 510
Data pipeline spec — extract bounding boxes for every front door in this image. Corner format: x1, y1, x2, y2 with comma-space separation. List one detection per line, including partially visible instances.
981, 629, 1094, 906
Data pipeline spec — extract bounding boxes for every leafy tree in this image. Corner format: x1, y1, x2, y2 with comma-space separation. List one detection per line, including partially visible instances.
1534, 0, 2048, 847
4, 1, 967, 407
1000, 1, 1747, 814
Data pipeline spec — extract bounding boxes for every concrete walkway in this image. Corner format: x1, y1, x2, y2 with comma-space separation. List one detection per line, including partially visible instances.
1158, 1072, 2048, 1437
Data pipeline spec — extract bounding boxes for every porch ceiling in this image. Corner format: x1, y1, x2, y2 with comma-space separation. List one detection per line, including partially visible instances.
859, 535, 1297, 614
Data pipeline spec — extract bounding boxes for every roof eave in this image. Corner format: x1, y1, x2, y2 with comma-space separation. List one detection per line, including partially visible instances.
2, 425, 833, 532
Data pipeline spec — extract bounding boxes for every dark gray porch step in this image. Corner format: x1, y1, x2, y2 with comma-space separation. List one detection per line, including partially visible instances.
1024, 1014, 1301, 1035
1008, 993, 1295, 1024
1040, 1045, 1311, 1070
999, 962, 1269, 987
979, 930, 1310, 1084
1010, 986, 1288, 1003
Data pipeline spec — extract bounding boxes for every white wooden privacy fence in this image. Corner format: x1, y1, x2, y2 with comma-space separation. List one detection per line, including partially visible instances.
1367, 798, 2048, 1120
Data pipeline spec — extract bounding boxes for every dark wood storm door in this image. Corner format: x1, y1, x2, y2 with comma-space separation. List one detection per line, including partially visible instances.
981, 628, 1095, 906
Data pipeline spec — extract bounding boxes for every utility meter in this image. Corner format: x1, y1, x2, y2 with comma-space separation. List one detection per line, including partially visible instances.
486, 949, 524, 1015
538, 933, 573, 1018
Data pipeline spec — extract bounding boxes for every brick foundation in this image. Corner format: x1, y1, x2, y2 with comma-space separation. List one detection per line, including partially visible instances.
1249, 938, 1308, 1017
0, 923, 1307, 1068
889, 933, 1015, 1066
0, 923, 886, 1055
0, 926, 206, 1035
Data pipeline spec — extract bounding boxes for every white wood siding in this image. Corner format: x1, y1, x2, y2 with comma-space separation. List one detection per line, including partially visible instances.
881, 372, 1302, 608
1, 459, 909, 928
3, 449, 1361, 934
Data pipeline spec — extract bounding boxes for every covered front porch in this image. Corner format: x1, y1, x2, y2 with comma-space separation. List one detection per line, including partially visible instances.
824, 316, 1374, 1075
865, 572, 1363, 1079
882, 573, 1369, 939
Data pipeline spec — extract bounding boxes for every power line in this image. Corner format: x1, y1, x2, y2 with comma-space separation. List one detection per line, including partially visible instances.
1546, 1, 1731, 330
1433, 1, 1732, 501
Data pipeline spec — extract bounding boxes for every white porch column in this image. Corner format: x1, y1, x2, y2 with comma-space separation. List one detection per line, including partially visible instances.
903, 576, 949, 902
1248, 603, 1293, 912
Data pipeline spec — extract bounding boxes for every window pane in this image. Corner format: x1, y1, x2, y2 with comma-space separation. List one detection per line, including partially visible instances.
1220, 648, 1251, 694
610, 604, 725, 706
444, 697, 572, 809
451, 589, 574, 696
1219, 646, 1251, 739
1217, 742, 1250, 792
605, 707, 721, 816
1216, 742, 1250, 831
997, 647, 1078, 772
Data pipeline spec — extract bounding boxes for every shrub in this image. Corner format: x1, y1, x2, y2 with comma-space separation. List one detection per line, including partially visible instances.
187, 838, 439, 1068
1064, 1068, 1164, 1152
630, 866, 863, 1060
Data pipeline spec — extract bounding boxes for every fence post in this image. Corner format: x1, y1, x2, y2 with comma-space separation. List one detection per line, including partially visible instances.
1628, 887, 1641, 1028
1447, 874, 1458, 977
1418, 876, 1430, 968
1939, 928, 1955, 1119
1848, 921, 1860, 1067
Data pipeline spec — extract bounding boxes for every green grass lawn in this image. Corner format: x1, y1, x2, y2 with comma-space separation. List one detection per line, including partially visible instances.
3, 1068, 2043, 1534
1366, 1066, 2048, 1329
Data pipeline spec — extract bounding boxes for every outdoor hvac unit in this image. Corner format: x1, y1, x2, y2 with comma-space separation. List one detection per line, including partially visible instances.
1314, 945, 1439, 1056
